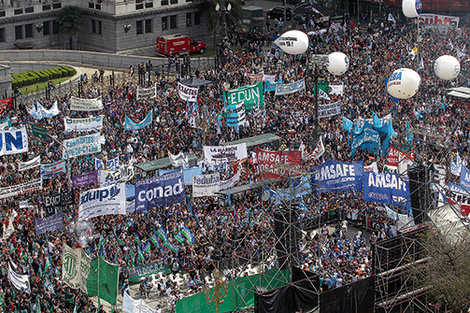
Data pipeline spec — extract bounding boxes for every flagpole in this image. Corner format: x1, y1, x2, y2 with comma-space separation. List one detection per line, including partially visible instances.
97, 256, 100, 309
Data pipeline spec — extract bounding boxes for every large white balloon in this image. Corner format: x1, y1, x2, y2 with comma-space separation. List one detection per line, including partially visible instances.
327, 52, 349, 76
434, 55, 461, 80
402, 0, 422, 18
387, 68, 421, 99
274, 30, 309, 55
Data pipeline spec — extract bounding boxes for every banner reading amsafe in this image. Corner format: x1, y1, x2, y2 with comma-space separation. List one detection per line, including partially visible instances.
256, 148, 301, 179
63, 133, 101, 158
135, 169, 185, 213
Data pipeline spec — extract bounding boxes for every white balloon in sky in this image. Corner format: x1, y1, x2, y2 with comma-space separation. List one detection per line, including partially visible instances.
327, 52, 349, 76
434, 55, 460, 80
387, 68, 421, 99
274, 30, 309, 55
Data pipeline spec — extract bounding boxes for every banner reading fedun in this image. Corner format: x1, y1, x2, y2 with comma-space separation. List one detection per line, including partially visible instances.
70, 96, 103, 111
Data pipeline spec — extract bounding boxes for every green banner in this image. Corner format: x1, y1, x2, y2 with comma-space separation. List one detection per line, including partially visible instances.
175, 268, 289, 313
87, 257, 119, 306
128, 260, 171, 283
27, 123, 48, 139
223, 81, 264, 113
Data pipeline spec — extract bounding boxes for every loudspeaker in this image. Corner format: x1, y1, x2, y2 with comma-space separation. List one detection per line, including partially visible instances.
274, 203, 301, 269
409, 166, 431, 224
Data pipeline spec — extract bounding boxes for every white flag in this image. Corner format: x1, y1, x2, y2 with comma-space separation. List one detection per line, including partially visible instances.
8, 263, 30, 294
318, 88, 331, 101
388, 13, 396, 24
122, 291, 156, 313
169, 151, 189, 168
309, 137, 325, 161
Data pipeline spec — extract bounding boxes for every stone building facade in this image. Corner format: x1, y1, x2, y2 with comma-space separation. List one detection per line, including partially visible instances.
0, 0, 210, 55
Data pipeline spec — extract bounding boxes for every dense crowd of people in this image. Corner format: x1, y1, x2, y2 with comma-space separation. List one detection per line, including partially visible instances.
0, 10, 469, 313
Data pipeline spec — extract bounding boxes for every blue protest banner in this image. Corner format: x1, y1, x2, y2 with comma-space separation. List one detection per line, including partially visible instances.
264, 78, 283, 92
350, 122, 380, 157
363, 172, 411, 213
125, 110, 152, 131
459, 166, 470, 192
135, 169, 185, 212
158, 167, 203, 185
311, 160, 364, 193
35, 210, 64, 236
40, 160, 67, 179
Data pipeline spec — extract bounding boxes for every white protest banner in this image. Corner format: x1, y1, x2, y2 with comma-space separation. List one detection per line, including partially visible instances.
309, 137, 325, 161
203, 143, 247, 164
8, 263, 30, 294
70, 96, 103, 111
95, 156, 119, 171
0, 127, 28, 156
78, 183, 126, 221
219, 171, 241, 191
18, 155, 41, 171
169, 151, 188, 168
318, 100, 341, 119
193, 173, 220, 197
137, 85, 157, 100
329, 84, 344, 96
418, 13, 460, 28
247, 72, 264, 83
64, 115, 103, 133
98, 165, 134, 187
63, 133, 101, 159
122, 291, 156, 313
275, 78, 305, 96
263, 75, 276, 82
364, 162, 379, 173
177, 83, 198, 102
0, 178, 42, 199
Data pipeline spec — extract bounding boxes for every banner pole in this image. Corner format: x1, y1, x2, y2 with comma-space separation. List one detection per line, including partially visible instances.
97, 256, 101, 308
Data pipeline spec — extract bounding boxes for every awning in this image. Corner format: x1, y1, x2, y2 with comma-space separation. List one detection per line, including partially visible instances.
180, 77, 212, 87
226, 133, 282, 149
136, 153, 199, 172
216, 178, 277, 196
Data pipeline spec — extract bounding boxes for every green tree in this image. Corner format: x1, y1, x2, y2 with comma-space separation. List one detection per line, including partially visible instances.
56, 6, 83, 50
416, 228, 470, 312
197, 0, 242, 49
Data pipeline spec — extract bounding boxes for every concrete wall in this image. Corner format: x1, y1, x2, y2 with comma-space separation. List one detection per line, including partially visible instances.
6, 62, 68, 73
0, 64, 13, 98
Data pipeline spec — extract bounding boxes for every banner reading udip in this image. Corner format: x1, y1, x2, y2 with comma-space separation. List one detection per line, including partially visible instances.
135, 169, 185, 213
70, 96, 103, 111
363, 172, 411, 211
64, 133, 101, 158
311, 160, 363, 193
35, 210, 64, 235
203, 143, 247, 164
0, 127, 29, 156
78, 183, 126, 221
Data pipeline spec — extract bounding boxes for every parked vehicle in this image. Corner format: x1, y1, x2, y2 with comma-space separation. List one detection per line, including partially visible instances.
267, 6, 293, 21
156, 35, 206, 57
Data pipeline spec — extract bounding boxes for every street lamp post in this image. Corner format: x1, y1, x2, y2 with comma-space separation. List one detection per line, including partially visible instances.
215, 0, 231, 67
203, 268, 230, 313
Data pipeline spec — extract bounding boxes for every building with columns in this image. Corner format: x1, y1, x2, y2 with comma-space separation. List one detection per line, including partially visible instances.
0, 0, 210, 55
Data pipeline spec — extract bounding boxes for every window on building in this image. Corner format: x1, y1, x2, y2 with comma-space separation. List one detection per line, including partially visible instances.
195, 11, 201, 25
42, 4, 51, 10
52, 3, 62, 9
95, 4, 101, 10
0, 29, 5, 42
91, 19, 96, 33
170, 0, 177, 4
144, 19, 152, 33
186, 13, 192, 27
15, 25, 22, 40
145, 2, 153, 8
161, 16, 168, 31
24, 7, 34, 13
0, 11, 5, 17
89, 3, 94, 8
53, 20, 60, 34
170, 15, 177, 29
43, 21, 50, 35
98, 21, 102, 34
161, 0, 168, 5
14, 9, 23, 15
136, 20, 143, 34
25, 24, 33, 38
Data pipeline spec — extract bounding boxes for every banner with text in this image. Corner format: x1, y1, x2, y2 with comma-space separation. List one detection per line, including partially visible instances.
203, 143, 247, 164
136, 85, 157, 100
318, 100, 341, 119
124, 110, 152, 131
18, 155, 41, 172
177, 83, 198, 102
70, 96, 103, 111
64, 116, 103, 133
159, 167, 203, 185
135, 169, 185, 213
192, 173, 220, 197
0, 178, 42, 199
256, 148, 301, 179
0, 127, 29, 156
78, 183, 126, 221
224, 82, 264, 112
351, 122, 380, 157
275, 78, 305, 96
363, 172, 411, 212
35, 210, 64, 236
73, 170, 98, 188
41, 159, 67, 179
63, 133, 101, 158
311, 160, 364, 193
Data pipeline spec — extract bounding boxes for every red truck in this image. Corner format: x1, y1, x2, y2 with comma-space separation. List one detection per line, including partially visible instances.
156, 35, 206, 56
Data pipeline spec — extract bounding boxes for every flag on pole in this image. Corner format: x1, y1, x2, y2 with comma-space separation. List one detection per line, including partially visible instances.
97, 234, 105, 249
226, 101, 246, 127
180, 225, 194, 245
137, 246, 145, 262
143, 241, 151, 254
227, 188, 231, 206
314, 82, 330, 100
149, 231, 162, 250
175, 233, 185, 244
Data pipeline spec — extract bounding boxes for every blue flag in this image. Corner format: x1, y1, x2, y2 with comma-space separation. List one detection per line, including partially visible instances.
227, 188, 231, 206
342, 116, 353, 132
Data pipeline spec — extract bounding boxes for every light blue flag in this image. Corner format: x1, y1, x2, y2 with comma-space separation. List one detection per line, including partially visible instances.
227, 188, 231, 206
342, 116, 353, 132
124, 109, 152, 130
414, 111, 423, 118
372, 112, 383, 128
406, 121, 413, 143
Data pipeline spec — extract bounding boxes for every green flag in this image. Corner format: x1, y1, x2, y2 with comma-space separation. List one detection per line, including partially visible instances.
86, 257, 119, 306
223, 81, 264, 113
314, 82, 330, 100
